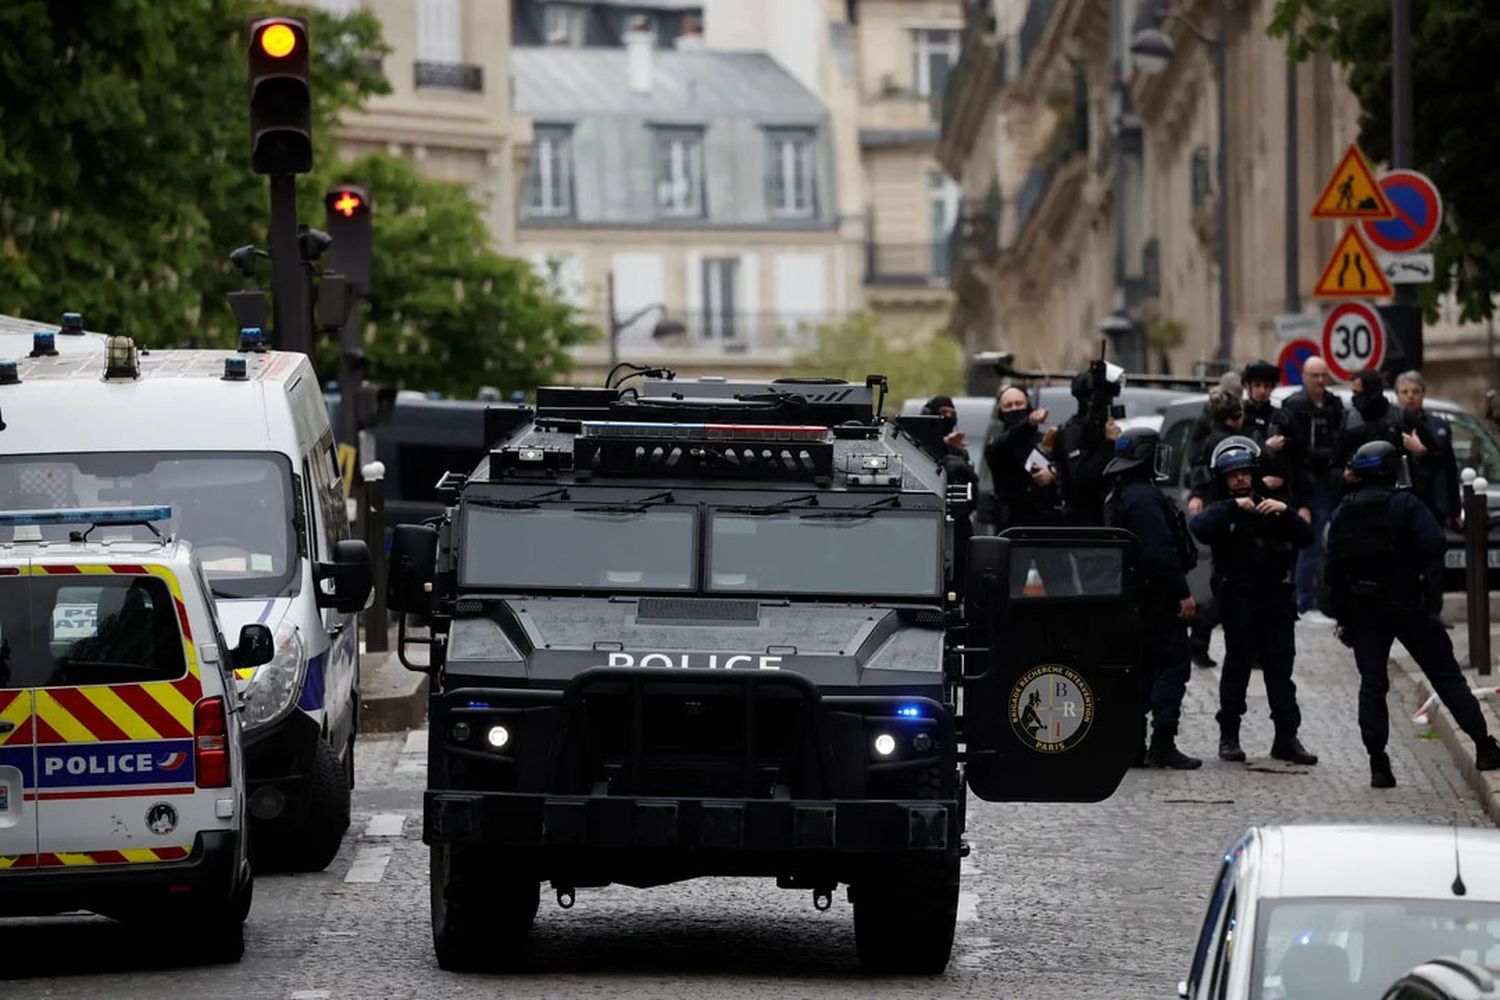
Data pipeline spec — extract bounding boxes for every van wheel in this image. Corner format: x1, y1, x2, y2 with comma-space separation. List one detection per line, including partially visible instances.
431, 844, 538, 972
852, 854, 960, 974
191, 875, 252, 964
286, 740, 351, 872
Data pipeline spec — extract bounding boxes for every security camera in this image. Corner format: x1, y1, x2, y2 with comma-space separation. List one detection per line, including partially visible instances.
229, 245, 268, 278
299, 227, 333, 262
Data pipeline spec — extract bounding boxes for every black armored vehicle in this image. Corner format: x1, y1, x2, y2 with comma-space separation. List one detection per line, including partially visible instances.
386, 374, 1145, 974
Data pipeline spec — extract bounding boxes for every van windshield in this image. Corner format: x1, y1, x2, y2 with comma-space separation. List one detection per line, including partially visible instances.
0, 452, 298, 599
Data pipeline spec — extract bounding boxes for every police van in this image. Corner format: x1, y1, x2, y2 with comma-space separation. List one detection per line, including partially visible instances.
0, 336, 373, 871
0, 312, 110, 357
0, 505, 269, 960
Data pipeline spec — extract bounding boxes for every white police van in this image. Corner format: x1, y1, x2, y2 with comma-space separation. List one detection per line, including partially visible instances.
0, 312, 110, 357
0, 505, 269, 961
0, 335, 373, 871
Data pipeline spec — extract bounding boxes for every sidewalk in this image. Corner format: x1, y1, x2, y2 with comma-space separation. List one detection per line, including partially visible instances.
357, 626, 428, 734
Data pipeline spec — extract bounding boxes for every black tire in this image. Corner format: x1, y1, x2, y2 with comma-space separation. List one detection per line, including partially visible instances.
189, 874, 252, 964
430, 844, 539, 972
852, 854, 960, 975
285, 739, 351, 873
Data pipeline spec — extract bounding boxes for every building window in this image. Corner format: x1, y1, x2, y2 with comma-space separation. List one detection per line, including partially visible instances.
702, 258, 739, 339
765, 129, 817, 219
524, 126, 573, 218
417, 0, 462, 64
911, 29, 960, 97
544, 3, 585, 46
654, 129, 704, 218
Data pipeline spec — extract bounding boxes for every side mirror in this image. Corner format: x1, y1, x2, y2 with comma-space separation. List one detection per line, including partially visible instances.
387, 523, 438, 615
232, 623, 275, 670
316, 538, 373, 613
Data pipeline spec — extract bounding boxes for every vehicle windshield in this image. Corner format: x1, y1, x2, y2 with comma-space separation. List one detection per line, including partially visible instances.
1253, 896, 1500, 1000
0, 452, 298, 599
708, 509, 940, 597
460, 504, 696, 591
1439, 410, 1500, 484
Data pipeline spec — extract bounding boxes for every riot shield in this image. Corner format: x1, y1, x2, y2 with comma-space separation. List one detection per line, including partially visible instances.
962, 527, 1142, 802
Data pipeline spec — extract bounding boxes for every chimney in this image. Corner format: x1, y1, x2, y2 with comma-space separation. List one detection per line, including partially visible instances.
675, 15, 704, 52
625, 15, 654, 94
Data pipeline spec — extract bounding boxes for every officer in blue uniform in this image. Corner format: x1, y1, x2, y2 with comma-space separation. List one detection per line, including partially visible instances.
1326, 440, 1500, 788
1105, 427, 1201, 769
1189, 436, 1318, 765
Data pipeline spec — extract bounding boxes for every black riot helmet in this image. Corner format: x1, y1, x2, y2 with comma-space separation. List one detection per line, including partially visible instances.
1210, 435, 1261, 477
1242, 359, 1280, 387
1348, 439, 1409, 488
1104, 426, 1171, 480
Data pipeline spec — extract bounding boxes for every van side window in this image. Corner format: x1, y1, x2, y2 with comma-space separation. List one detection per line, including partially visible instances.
302, 460, 323, 563
310, 432, 348, 545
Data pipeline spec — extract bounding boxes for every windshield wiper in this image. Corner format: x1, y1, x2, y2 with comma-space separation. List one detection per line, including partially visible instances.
469, 488, 571, 510
717, 493, 822, 516
798, 494, 902, 519
574, 490, 676, 514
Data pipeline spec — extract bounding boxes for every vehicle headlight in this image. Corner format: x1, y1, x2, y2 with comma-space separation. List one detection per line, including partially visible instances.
240, 622, 306, 731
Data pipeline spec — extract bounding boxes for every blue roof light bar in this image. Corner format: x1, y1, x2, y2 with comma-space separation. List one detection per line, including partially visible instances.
0, 505, 173, 528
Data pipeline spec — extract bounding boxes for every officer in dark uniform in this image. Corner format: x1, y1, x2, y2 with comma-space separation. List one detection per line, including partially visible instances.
1185, 389, 1244, 667
1104, 427, 1201, 769
1394, 371, 1462, 529
1281, 355, 1345, 615
1056, 366, 1121, 527
1338, 368, 1416, 467
922, 395, 978, 584
984, 385, 1057, 530
1326, 440, 1500, 788
1239, 359, 1299, 506
1189, 436, 1318, 765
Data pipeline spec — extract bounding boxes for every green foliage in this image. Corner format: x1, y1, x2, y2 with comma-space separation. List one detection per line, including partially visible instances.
0, 1, 589, 395
792, 315, 965, 413
317, 153, 597, 397
1268, 0, 1500, 320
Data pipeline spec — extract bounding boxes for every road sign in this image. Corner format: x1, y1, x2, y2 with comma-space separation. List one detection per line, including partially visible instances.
1363, 169, 1442, 254
1321, 301, 1386, 380
1311, 144, 1395, 220
1313, 225, 1393, 299
1379, 252, 1435, 284
1277, 339, 1321, 387
1273, 312, 1321, 342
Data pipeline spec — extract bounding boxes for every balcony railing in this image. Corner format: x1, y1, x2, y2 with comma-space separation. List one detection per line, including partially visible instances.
866, 242, 952, 286
576, 311, 844, 359
414, 61, 484, 92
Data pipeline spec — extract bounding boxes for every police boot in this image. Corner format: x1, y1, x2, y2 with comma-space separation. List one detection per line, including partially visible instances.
1270, 733, 1319, 766
1217, 722, 1246, 763
1147, 730, 1203, 770
1476, 736, 1500, 771
1370, 752, 1396, 789
1190, 642, 1217, 669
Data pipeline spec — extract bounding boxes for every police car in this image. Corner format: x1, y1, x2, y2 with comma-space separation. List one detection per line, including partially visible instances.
0, 334, 373, 871
0, 506, 270, 961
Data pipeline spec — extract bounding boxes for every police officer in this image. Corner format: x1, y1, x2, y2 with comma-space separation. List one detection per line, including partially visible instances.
1281, 356, 1346, 617
1394, 371, 1462, 529
1185, 388, 1244, 667
1326, 440, 1500, 788
1239, 359, 1299, 506
1189, 436, 1318, 765
1104, 427, 1201, 769
922, 395, 978, 583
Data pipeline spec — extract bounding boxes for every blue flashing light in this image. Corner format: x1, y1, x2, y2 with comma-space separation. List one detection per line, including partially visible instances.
30, 331, 57, 357
0, 359, 18, 385
223, 356, 249, 381
59, 312, 84, 334
0, 505, 172, 528
896, 704, 923, 719
238, 326, 265, 353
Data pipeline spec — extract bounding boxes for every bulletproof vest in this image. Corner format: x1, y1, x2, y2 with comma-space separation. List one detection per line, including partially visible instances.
1105, 480, 1198, 574
1211, 503, 1297, 586
1325, 490, 1411, 618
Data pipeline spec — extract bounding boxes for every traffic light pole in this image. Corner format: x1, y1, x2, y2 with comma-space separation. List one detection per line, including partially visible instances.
269, 173, 310, 355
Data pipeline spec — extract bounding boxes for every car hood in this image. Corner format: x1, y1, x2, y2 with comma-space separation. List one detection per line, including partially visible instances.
443, 595, 944, 691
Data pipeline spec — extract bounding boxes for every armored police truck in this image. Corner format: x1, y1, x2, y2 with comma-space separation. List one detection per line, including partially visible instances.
386, 375, 1144, 974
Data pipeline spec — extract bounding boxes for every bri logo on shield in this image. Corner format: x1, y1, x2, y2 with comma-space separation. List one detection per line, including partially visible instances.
38, 739, 196, 788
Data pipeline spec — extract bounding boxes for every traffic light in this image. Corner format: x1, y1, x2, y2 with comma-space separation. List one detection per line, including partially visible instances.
248, 17, 312, 175
325, 185, 372, 293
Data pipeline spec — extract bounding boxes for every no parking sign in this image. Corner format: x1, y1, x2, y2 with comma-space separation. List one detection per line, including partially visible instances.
1321, 302, 1386, 380
1277, 340, 1320, 387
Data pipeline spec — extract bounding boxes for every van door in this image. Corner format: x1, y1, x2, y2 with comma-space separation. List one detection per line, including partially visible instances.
30, 564, 205, 865
963, 528, 1142, 802
304, 432, 358, 745
0, 565, 38, 870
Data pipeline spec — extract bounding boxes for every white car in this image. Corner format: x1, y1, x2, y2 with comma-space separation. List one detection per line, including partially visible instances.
1183, 825, 1500, 1000
0, 505, 271, 960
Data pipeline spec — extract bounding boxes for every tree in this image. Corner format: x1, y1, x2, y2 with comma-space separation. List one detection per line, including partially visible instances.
793, 315, 965, 413
1269, 0, 1500, 321
321, 153, 595, 397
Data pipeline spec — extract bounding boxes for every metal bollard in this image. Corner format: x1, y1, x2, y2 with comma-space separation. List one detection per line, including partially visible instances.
363, 460, 389, 654
1461, 468, 1491, 675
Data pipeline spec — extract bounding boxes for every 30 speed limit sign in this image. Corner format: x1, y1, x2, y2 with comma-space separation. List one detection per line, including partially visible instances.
1320, 301, 1386, 380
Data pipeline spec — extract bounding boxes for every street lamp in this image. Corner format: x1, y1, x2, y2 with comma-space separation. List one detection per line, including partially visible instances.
1131, 1, 1232, 368
604, 268, 685, 369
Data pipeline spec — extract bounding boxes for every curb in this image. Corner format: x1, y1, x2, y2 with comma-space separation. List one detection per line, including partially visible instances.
357, 636, 430, 734
1392, 651, 1500, 825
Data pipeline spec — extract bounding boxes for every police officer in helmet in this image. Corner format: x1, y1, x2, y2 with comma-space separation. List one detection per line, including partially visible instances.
1105, 427, 1201, 769
1326, 440, 1500, 788
1189, 436, 1318, 766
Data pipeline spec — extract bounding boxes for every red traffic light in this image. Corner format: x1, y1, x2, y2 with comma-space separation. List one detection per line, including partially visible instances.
259, 23, 297, 58
332, 191, 364, 218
